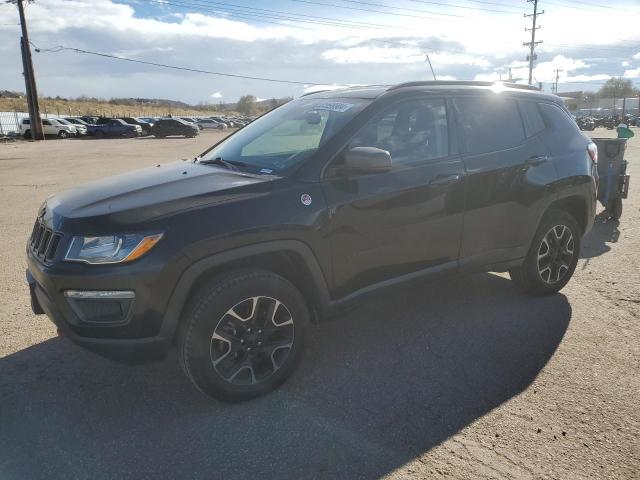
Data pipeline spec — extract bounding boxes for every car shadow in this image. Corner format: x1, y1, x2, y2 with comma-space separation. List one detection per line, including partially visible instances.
580, 211, 620, 259
0, 273, 570, 480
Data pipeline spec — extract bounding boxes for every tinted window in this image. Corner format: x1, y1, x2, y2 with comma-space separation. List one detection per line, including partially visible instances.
22, 119, 30, 125
42, 120, 51, 126
348, 98, 449, 165
453, 96, 525, 154
538, 102, 582, 136
519, 101, 546, 137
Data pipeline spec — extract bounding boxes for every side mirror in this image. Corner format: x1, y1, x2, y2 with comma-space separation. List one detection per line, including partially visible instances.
343, 147, 392, 173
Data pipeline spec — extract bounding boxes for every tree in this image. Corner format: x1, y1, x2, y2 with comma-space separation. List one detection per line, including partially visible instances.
597, 77, 638, 99
236, 95, 257, 115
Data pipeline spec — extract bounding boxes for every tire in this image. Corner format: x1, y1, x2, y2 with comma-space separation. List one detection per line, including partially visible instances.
179, 269, 309, 402
509, 209, 581, 295
57, 130, 69, 139
94, 130, 105, 139
23, 130, 31, 140
607, 198, 623, 220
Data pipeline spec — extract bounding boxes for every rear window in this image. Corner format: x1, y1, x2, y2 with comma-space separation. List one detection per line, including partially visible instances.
518, 101, 546, 137
453, 96, 525, 154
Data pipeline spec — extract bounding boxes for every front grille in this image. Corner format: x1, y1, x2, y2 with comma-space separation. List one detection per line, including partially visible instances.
29, 219, 63, 263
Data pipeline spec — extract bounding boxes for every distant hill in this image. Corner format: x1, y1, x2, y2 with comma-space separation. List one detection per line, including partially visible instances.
0, 91, 292, 117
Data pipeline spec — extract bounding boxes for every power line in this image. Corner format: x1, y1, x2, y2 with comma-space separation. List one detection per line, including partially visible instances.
140, 0, 413, 30
33, 44, 328, 86
405, 0, 522, 14
289, 0, 470, 20
339, 0, 517, 16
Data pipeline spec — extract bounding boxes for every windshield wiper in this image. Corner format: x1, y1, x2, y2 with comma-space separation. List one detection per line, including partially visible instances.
198, 156, 248, 171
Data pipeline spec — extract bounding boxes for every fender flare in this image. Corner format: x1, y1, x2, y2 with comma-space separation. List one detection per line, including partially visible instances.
158, 240, 331, 338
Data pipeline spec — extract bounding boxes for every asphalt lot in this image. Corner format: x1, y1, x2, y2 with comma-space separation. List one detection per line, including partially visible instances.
0, 129, 638, 480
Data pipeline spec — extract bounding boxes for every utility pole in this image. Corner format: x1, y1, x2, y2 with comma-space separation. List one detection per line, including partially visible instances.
523, 0, 543, 86
13, 0, 44, 140
553, 68, 561, 94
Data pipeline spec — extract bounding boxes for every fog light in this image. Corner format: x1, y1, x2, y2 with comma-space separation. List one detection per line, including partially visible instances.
64, 290, 135, 325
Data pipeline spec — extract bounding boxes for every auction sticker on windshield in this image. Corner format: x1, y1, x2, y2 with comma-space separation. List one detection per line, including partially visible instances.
312, 102, 354, 113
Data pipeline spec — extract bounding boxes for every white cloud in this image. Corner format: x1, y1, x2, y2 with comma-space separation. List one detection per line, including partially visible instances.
624, 68, 640, 79
622, 61, 630, 67
633, 52, 640, 60
210, 91, 223, 99
0, 0, 639, 102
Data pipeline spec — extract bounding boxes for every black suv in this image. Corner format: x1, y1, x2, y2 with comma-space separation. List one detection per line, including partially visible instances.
26, 82, 597, 401
152, 118, 200, 138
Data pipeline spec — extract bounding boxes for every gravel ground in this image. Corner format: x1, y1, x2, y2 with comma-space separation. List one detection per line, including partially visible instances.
0, 128, 638, 480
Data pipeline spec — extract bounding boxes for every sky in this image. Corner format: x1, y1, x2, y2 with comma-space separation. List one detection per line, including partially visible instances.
0, 0, 639, 103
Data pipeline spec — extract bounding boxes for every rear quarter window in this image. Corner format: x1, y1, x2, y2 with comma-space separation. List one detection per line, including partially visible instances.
518, 101, 546, 137
538, 103, 582, 136
453, 96, 525, 154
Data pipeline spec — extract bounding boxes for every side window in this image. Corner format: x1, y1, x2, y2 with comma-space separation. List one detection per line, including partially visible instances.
519, 101, 545, 137
42, 120, 50, 126
538, 103, 582, 136
347, 98, 449, 165
22, 119, 30, 125
453, 96, 525, 154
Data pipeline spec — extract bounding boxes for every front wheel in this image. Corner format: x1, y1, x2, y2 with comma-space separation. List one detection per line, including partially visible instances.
179, 270, 309, 402
57, 130, 69, 139
509, 210, 581, 295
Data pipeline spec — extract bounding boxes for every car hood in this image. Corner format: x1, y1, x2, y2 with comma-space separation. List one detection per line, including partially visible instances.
45, 161, 277, 229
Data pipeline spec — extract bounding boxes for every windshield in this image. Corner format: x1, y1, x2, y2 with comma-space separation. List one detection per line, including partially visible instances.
200, 97, 369, 174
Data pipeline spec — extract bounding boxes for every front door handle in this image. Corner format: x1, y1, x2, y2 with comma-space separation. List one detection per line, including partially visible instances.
429, 173, 462, 186
526, 155, 549, 166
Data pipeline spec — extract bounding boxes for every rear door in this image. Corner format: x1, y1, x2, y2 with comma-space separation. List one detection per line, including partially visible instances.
453, 94, 557, 268
322, 96, 465, 298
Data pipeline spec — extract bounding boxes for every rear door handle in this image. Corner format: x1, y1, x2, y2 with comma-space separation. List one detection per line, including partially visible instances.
429, 173, 462, 186
526, 155, 549, 166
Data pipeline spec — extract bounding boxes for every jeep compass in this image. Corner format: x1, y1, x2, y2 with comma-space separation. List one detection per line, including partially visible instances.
26, 81, 598, 401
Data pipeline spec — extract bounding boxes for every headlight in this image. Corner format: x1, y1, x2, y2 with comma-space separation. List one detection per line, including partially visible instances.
64, 233, 163, 264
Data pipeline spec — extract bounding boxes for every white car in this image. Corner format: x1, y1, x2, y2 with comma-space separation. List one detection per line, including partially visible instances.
196, 118, 227, 130
20, 118, 77, 139
55, 118, 87, 136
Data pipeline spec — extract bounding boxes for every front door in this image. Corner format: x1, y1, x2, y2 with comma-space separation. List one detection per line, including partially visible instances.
321, 97, 465, 298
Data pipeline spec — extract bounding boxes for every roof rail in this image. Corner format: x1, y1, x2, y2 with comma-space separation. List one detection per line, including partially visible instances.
389, 80, 541, 92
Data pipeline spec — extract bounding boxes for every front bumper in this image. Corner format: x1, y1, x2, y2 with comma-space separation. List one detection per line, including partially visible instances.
26, 253, 175, 364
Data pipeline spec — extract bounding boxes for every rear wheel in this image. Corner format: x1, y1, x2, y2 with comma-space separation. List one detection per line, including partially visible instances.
179, 269, 309, 402
57, 130, 69, 139
94, 130, 105, 139
509, 210, 581, 295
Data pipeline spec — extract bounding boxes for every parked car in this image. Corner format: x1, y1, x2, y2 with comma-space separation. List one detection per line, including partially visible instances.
139, 117, 159, 124
152, 118, 199, 138
20, 117, 76, 139
118, 117, 153, 136
197, 118, 227, 130
55, 118, 87, 136
210, 116, 233, 127
65, 117, 94, 127
79, 116, 99, 125
26, 81, 597, 402
577, 116, 595, 131
89, 118, 142, 138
